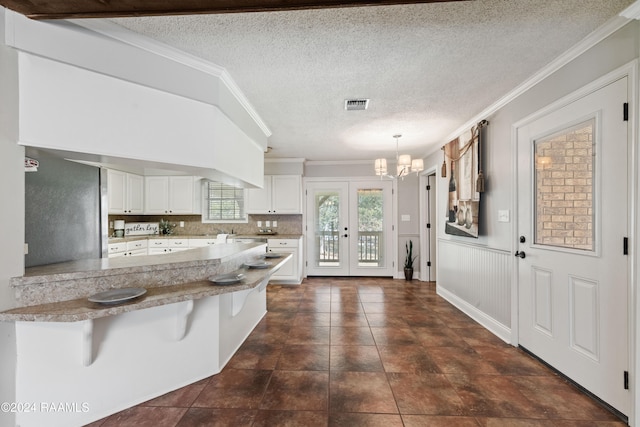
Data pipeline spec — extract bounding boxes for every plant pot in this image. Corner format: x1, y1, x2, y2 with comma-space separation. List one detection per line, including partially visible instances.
404, 267, 413, 281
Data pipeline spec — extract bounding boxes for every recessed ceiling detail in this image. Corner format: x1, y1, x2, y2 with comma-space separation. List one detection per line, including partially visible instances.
344, 99, 369, 111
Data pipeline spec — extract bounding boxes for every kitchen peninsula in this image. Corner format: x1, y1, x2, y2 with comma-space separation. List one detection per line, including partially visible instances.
0, 242, 287, 427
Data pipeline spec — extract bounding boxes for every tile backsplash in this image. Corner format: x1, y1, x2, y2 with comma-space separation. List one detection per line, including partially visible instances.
108, 214, 303, 237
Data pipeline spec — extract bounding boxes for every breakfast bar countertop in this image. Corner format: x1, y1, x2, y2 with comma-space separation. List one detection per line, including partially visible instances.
0, 254, 289, 323
8, 242, 271, 308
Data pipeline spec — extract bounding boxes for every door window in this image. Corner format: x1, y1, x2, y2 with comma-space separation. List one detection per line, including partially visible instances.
534, 119, 595, 251
314, 191, 341, 267
357, 188, 385, 267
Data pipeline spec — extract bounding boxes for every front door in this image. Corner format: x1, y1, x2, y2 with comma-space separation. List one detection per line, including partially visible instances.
516, 76, 629, 415
306, 180, 394, 277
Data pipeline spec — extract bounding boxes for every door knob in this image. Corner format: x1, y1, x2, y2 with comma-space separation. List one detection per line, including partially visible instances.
515, 251, 526, 259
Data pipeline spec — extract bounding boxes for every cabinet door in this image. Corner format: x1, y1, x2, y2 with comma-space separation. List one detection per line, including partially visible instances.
246, 177, 272, 214
270, 247, 297, 280
271, 175, 302, 214
168, 176, 194, 214
126, 173, 144, 214
107, 169, 127, 214
145, 177, 169, 214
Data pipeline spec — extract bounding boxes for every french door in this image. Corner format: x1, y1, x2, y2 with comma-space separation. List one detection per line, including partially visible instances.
306, 180, 394, 276
516, 76, 629, 415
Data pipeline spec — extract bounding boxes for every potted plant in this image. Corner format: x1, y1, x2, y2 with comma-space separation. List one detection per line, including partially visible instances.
159, 219, 176, 235
404, 240, 417, 281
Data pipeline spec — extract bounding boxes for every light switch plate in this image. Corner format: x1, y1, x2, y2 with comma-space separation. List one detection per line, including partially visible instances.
401, 214, 411, 222
498, 210, 510, 223
265, 221, 271, 227
273, 221, 278, 227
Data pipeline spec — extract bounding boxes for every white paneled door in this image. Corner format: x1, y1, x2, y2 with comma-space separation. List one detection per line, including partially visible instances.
306, 180, 394, 277
516, 76, 629, 415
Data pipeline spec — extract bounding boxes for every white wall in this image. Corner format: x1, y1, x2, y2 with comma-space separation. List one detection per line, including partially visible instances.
0, 7, 21, 425
424, 21, 640, 340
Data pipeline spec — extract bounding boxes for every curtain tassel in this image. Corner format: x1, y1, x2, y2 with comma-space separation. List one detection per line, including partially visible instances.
476, 169, 485, 193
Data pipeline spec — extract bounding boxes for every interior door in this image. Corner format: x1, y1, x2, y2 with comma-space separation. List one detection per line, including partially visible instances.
306, 180, 394, 277
427, 174, 436, 282
516, 77, 629, 415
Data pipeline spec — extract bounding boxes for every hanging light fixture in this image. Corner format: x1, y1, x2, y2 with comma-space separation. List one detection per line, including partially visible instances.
374, 134, 424, 179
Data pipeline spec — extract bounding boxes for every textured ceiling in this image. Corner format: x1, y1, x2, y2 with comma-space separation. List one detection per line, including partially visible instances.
107, 0, 634, 162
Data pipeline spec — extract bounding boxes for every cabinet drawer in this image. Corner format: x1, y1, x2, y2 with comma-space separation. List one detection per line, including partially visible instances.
169, 239, 189, 248
126, 240, 148, 251
267, 238, 299, 248
189, 239, 217, 247
148, 239, 169, 248
108, 243, 126, 254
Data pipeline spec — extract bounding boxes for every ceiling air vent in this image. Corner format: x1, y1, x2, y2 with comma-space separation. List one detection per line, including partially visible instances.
344, 99, 369, 111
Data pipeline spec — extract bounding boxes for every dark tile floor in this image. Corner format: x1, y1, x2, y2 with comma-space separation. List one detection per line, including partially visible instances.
88, 277, 626, 426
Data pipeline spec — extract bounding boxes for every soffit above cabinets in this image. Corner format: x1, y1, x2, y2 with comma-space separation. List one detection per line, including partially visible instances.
0, 0, 467, 20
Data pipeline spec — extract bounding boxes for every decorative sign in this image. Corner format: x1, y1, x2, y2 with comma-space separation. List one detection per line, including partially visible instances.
125, 222, 159, 236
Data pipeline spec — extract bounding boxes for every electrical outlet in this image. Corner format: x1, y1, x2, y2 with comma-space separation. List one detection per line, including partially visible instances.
265, 221, 271, 227
257, 221, 262, 228
273, 221, 278, 227
498, 210, 510, 223
401, 215, 410, 222
24, 243, 29, 255
179, 221, 185, 227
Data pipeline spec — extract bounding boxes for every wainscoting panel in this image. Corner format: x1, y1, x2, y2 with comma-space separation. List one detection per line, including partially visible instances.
437, 239, 512, 340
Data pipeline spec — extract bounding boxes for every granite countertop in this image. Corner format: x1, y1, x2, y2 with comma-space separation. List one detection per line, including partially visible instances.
236, 234, 302, 239
108, 234, 302, 243
21, 242, 264, 282
1, 253, 291, 322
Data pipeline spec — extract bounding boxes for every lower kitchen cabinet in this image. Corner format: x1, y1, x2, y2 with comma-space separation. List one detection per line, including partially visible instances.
267, 237, 303, 284
108, 240, 148, 257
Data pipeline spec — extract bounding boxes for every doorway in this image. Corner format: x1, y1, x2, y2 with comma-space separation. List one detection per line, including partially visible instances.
515, 75, 630, 416
305, 179, 394, 277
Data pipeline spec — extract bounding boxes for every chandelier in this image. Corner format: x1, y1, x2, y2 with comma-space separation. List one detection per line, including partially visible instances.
374, 134, 424, 179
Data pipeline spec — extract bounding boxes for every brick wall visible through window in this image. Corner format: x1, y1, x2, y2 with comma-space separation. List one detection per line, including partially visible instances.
535, 119, 594, 251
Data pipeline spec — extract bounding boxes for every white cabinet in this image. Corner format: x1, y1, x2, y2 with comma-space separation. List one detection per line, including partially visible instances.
247, 175, 302, 214
168, 239, 190, 252
126, 240, 148, 256
107, 242, 126, 257
108, 239, 148, 258
145, 176, 195, 215
268, 237, 303, 284
188, 238, 217, 247
147, 238, 190, 254
107, 169, 144, 214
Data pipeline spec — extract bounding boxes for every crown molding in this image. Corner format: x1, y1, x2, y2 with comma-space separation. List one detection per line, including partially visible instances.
69, 18, 272, 138
305, 159, 373, 166
620, 0, 640, 20
425, 9, 634, 159
264, 158, 306, 163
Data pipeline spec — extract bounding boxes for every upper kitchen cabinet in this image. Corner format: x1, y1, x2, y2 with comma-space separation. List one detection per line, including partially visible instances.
247, 175, 302, 214
107, 169, 144, 214
145, 176, 196, 215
